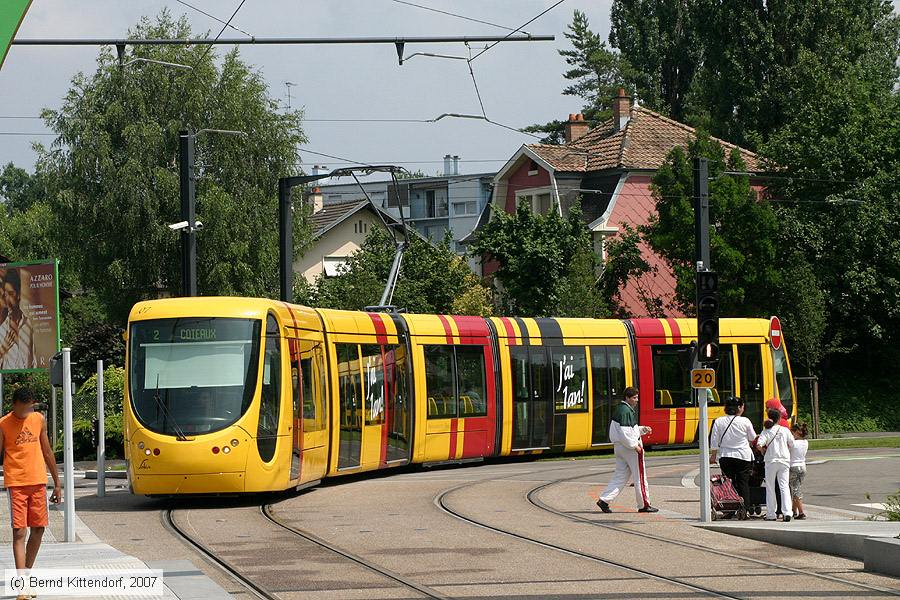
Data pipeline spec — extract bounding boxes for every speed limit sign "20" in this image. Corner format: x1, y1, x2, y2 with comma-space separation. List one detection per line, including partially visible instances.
691, 368, 716, 389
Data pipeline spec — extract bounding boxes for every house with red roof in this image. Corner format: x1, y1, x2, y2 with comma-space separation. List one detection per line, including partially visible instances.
484, 89, 761, 317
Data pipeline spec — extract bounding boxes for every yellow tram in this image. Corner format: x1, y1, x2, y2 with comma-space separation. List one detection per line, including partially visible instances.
124, 297, 796, 495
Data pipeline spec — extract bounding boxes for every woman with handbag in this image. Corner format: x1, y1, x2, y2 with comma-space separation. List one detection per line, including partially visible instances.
710, 397, 757, 519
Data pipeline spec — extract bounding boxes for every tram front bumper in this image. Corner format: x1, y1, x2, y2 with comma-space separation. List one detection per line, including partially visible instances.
130, 471, 247, 495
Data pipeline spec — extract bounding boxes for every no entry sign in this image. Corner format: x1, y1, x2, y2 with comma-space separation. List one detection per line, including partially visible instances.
770, 316, 782, 350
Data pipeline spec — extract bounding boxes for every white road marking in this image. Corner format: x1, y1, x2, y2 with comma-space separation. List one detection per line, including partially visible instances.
851, 503, 887, 510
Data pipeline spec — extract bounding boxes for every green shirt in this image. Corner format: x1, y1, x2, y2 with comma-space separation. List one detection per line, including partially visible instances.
612, 401, 637, 427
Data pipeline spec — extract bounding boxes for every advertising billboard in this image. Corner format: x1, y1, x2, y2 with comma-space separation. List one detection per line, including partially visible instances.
0, 259, 60, 372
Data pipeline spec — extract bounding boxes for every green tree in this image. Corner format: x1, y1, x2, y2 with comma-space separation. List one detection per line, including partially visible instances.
37, 11, 308, 322
472, 202, 607, 317
548, 2, 900, 149
526, 10, 636, 143
308, 228, 493, 316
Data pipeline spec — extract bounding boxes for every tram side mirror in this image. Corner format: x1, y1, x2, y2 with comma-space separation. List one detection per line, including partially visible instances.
49, 352, 64, 387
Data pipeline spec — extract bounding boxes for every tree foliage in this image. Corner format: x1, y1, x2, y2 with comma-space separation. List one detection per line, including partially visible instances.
35, 11, 308, 322
302, 228, 493, 316
547, 2, 900, 149
471, 202, 608, 317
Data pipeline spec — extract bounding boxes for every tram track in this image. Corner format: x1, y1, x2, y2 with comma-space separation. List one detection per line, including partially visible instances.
525, 469, 900, 597
433, 461, 744, 600
260, 503, 450, 599
162, 508, 276, 600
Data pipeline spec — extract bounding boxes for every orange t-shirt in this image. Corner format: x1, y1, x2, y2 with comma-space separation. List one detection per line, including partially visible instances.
0, 412, 47, 487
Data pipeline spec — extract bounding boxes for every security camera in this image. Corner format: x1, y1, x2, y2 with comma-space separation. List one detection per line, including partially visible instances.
168, 220, 203, 232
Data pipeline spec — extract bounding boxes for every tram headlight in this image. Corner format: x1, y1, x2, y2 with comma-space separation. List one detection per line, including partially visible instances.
144, 449, 151, 456
230, 439, 239, 447
138, 442, 144, 450
222, 446, 231, 454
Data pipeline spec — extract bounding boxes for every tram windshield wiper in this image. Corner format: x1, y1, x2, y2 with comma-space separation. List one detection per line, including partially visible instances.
153, 375, 190, 441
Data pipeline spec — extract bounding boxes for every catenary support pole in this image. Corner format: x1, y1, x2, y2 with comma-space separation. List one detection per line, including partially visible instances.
179, 131, 197, 297
698, 386, 711, 522
96, 360, 105, 498
62, 348, 75, 541
278, 178, 292, 302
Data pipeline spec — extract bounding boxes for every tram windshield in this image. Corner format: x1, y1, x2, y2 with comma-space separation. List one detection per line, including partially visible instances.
129, 317, 262, 436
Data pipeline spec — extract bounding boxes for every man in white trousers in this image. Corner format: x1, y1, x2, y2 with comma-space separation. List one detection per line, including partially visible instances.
596, 387, 658, 513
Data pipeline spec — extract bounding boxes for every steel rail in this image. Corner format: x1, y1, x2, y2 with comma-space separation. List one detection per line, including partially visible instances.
162, 508, 276, 600
12, 35, 553, 46
433, 460, 742, 600
526, 471, 900, 597
260, 504, 448, 599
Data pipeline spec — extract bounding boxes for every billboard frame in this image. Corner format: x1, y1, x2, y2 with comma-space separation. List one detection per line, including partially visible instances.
0, 257, 61, 374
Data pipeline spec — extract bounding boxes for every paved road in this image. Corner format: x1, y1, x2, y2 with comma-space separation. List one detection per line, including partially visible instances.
64, 450, 900, 599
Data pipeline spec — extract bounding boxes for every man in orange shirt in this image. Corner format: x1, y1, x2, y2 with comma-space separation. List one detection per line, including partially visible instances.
0, 387, 61, 597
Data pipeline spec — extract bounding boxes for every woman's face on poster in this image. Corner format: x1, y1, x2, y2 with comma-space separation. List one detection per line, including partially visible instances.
3, 282, 18, 310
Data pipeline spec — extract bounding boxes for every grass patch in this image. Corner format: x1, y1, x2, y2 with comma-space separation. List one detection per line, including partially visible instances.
538, 435, 900, 462
807, 436, 900, 450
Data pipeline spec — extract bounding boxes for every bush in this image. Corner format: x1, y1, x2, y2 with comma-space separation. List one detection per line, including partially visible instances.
73, 366, 125, 421
880, 490, 900, 522
54, 414, 124, 462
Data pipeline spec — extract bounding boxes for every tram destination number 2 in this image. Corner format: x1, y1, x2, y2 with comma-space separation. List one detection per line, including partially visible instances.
690, 368, 716, 389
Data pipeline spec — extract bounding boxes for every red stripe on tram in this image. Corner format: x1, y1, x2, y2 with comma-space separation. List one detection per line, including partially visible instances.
448, 418, 458, 460
665, 317, 682, 344
500, 317, 517, 345
675, 408, 686, 443
437, 315, 455, 344
368, 312, 390, 346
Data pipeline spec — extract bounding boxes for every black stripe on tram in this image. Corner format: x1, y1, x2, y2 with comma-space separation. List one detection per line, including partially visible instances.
535, 318, 567, 450
513, 317, 530, 345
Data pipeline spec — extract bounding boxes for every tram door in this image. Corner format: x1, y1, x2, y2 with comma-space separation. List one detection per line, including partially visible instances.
591, 346, 626, 445
738, 345, 764, 426
337, 344, 362, 469
289, 340, 302, 479
511, 347, 552, 450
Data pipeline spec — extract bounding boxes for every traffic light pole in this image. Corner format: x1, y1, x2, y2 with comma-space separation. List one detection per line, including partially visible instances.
694, 157, 713, 523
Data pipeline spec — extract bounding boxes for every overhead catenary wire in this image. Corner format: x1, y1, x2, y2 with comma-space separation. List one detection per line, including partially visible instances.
189, 0, 249, 71
469, 0, 568, 62
174, 0, 254, 38
391, 0, 526, 33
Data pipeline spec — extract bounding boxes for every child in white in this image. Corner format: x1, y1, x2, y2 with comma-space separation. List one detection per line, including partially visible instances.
756, 407, 795, 522
790, 422, 809, 519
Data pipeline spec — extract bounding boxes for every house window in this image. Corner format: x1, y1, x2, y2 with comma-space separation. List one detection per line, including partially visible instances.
452, 201, 478, 216
425, 189, 449, 218
516, 188, 554, 214
323, 256, 349, 277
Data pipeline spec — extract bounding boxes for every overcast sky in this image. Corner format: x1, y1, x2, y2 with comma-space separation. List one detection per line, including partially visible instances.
0, 0, 614, 175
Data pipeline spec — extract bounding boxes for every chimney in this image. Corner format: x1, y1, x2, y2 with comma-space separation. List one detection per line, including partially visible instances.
443, 154, 453, 175
309, 186, 323, 213
312, 164, 329, 176
612, 88, 632, 131
564, 113, 589, 144
452, 155, 460, 176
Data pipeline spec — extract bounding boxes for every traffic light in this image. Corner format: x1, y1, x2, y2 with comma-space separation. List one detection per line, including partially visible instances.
696, 270, 719, 364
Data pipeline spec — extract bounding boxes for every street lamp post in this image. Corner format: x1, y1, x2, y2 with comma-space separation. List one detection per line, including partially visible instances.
178, 128, 246, 297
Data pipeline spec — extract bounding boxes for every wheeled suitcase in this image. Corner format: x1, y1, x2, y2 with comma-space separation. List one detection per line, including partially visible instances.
710, 474, 744, 520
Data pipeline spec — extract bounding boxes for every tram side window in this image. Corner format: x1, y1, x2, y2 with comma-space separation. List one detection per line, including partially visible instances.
551, 347, 587, 412
361, 344, 386, 425
713, 345, 734, 405
300, 345, 327, 432
336, 343, 362, 429
290, 340, 301, 421
652, 345, 693, 408
257, 315, 281, 462
457, 345, 487, 417
425, 345, 456, 418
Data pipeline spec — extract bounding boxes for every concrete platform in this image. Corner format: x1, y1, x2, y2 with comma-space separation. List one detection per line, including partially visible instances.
0, 479, 231, 600
696, 519, 900, 577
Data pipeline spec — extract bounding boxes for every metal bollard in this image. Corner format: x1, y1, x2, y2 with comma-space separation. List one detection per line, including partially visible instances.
62, 348, 76, 541
96, 360, 105, 498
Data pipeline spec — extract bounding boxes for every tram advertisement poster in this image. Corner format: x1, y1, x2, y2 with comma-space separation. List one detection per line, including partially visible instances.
0, 259, 60, 373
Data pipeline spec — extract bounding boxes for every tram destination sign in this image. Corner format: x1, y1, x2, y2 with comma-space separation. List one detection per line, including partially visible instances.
0, 259, 60, 373
691, 368, 716, 390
